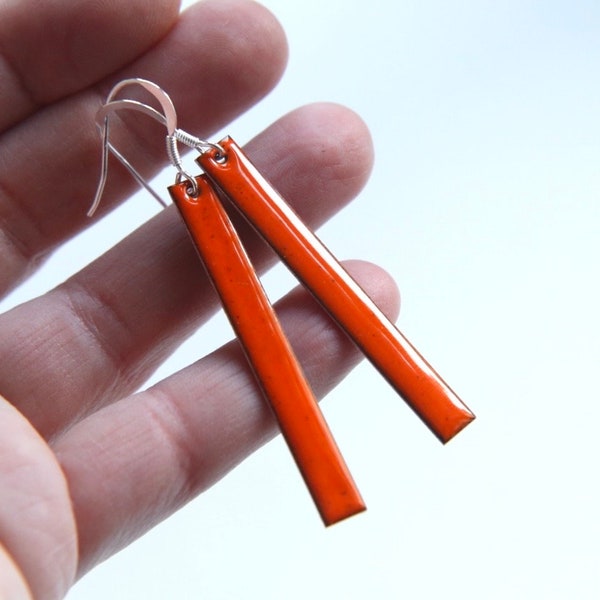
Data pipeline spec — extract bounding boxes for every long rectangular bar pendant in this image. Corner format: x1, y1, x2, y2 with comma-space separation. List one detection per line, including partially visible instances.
169, 175, 366, 526
198, 138, 475, 443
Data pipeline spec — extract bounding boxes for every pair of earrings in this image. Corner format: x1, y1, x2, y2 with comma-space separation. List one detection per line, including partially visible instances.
91, 79, 475, 526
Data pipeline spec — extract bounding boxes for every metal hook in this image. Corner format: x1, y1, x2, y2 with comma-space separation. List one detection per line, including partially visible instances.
88, 78, 220, 217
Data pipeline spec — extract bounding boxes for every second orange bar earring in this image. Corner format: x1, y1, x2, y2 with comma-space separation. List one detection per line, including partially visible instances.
198, 138, 475, 444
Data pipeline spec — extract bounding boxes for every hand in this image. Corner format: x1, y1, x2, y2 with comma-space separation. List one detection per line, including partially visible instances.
0, 0, 399, 598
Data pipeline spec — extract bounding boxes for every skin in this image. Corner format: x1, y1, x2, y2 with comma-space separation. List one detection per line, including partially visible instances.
0, 0, 400, 598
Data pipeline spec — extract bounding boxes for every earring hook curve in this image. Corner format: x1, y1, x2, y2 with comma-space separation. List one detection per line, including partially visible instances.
88, 78, 220, 217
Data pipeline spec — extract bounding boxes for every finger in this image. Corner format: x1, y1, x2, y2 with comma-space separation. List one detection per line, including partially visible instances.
0, 103, 374, 440
0, 0, 288, 294
0, 0, 180, 130
0, 544, 32, 600
53, 261, 400, 576
0, 398, 77, 600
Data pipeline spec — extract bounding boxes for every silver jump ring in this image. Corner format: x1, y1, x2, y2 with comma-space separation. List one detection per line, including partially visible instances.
194, 140, 227, 163
175, 170, 199, 197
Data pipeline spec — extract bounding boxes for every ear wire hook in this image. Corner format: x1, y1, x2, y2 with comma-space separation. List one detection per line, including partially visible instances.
88, 78, 220, 217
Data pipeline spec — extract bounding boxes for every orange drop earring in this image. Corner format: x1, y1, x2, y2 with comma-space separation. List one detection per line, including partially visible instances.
91, 78, 475, 526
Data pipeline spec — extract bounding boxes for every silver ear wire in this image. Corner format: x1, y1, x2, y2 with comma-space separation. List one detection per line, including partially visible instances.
88, 78, 220, 217
88, 111, 170, 217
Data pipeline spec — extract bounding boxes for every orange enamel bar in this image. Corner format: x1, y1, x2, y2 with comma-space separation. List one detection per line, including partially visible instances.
198, 138, 475, 443
169, 176, 365, 526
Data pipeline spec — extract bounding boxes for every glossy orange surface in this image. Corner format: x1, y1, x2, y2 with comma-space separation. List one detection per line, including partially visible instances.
199, 138, 475, 443
169, 176, 365, 526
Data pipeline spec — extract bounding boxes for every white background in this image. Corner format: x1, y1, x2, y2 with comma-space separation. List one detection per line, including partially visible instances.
6, 1, 599, 598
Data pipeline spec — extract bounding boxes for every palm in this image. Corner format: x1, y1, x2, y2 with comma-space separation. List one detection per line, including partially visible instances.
0, 1, 398, 598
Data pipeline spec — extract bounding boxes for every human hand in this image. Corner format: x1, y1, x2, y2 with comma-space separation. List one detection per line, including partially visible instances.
0, 0, 399, 598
